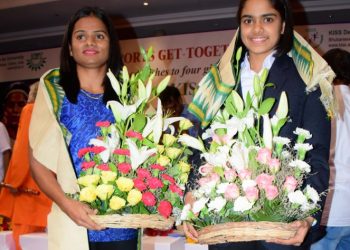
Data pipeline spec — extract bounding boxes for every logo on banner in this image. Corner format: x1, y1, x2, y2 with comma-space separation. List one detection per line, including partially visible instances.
26, 52, 46, 71
307, 28, 324, 49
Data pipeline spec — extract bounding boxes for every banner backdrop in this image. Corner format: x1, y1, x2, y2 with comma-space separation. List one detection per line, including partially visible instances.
1, 23, 349, 102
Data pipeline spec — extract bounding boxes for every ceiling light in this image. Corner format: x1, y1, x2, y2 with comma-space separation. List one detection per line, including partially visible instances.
143, 1, 149, 6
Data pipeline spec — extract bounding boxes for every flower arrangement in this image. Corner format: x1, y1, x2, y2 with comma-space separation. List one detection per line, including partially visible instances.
179, 65, 321, 243
73, 48, 194, 229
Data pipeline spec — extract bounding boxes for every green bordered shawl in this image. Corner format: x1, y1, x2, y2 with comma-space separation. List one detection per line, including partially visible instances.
188, 30, 336, 128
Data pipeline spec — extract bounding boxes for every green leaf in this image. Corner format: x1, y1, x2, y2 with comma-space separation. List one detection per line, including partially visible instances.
132, 113, 146, 132
253, 75, 261, 97
259, 68, 269, 85
258, 98, 275, 115
231, 90, 244, 113
156, 75, 171, 95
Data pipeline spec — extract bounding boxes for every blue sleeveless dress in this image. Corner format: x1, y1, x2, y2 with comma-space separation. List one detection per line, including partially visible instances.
60, 90, 137, 242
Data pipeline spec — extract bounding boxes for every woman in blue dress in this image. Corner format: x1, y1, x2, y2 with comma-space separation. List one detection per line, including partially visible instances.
29, 7, 138, 250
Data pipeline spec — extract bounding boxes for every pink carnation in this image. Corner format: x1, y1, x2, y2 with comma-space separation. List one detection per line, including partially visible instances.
148, 177, 164, 189
137, 168, 152, 180
151, 164, 166, 171
113, 149, 130, 156
158, 200, 172, 218
238, 169, 252, 180
169, 184, 183, 196
78, 148, 91, 158
224, 183, 240, 201
96, 121, 111, 127
224, 169, 237, 181
268, 158, 281, 173
265, 185, 279, 200
256, 148, 272, 164
283, 176, 298, 192
142, 192, 157, 206
161, 174, 175, 184
198, 163, 214, 176
133, 178, 147, 192
117, 162, 132, 174
245, 186, 259, 202
97, 163, 110, 171
126, 130, 143, 140
81, 161, 95, 171
91, 146, 107, 154
256, 173, 274, 190
197, 177, 211, 187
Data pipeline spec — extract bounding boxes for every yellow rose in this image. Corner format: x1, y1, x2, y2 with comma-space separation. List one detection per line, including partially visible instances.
77, 174, 100, 187
179, 118, 193, 130
157, 155, 170, 166
178, 161, 191, 173
165, 147, 182, 160
162, 134, 177, 147
116, 177, 134, 192
127, 189, 142, 206
79, 186, 97, 203
157, 145, 165, 154
109, 196, 126, 211
180, 173, 189, 183
96, 184, 115, 201
101, 171, 117, 184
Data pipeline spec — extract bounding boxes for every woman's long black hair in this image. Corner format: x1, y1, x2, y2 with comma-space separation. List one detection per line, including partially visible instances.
59, 6, 122, 104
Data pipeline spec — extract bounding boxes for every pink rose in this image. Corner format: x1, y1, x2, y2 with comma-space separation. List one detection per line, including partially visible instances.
212, 134, 231, 145
265, 185, 279, 200
256, 173, 274, 190
148, 177, 164, 189
169, 184, 183, 196
268, 158, 280, 173
91, 146, 107, 154
224, 169, 237, 181
150, 164, 166, 171
81, 161, 95, 171
117, 162, 132, 174
238, 169, 252, 180
283, 176, 298, 192
78, 147, 91, 158
245, 186, 259, 202
133, 178, 147, 192
209, 173, 220, 183
97, 163, 110, 171
142, 192, 157, 206
198, 177, 211, 187
158, 200, 172, 218
161, 174, 176, 184
256, 148, 272, 164
224, 183, 240, 201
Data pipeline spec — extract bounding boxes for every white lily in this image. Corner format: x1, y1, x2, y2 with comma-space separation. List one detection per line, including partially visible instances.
106, 69, 120, 96
142, 98, 163, 143
262, 114, 273, 149
192, 197, 209, 214
276, 91, 288, 119
207, 196, 227, 212
126, 139, 157, 170
178, 134, 205, 152
228, 142, 249, 172
201, 151, 228, 167
107, 99, 143, 122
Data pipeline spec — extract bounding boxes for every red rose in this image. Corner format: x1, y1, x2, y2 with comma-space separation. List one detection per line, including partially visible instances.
96, 121, 111, 127
125, 130, 143, 140
118, 162, 132, 174
161, 174, 175, 184
133, 178, 147, 192
150, 164, 166, 171
113, 148, 130, 156
81, 161, 95, 171
142, 192, 157, 206
157, 200, 172, 218
137, 168, 151, 180
97, 163, 110, 171
78, 147, 91, 158
91, 146, 106, 154
169, 184, 183, 196
147, 177, 164, 189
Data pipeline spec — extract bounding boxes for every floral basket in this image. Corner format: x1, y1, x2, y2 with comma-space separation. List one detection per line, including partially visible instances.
90, 214, 175, 230
197, 221, 296, 244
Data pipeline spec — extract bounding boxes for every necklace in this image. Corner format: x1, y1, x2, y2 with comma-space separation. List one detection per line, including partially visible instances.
80, 89, 103, 100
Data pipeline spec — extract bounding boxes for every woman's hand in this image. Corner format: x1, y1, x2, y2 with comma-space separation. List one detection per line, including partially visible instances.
266, 217, 314, 246
182, 192, 199, 241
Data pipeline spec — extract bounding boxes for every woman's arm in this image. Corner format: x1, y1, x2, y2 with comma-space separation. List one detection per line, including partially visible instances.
30, 149, 103, 230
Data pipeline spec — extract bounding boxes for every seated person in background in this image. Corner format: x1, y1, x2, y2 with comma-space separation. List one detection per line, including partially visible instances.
0, 82, 52, 250
159, 86, 200, 137
0, 121, 11, 182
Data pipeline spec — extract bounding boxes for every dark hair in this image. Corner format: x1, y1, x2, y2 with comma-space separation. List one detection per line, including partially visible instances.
159, 86, 181, 105
236, 0, 294, 57
323, 48, 350, 83
59, 6, 122, 104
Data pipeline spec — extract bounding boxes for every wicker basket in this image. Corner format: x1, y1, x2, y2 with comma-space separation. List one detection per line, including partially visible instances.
90, 214, 175, 230
198, 221, 297, 245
